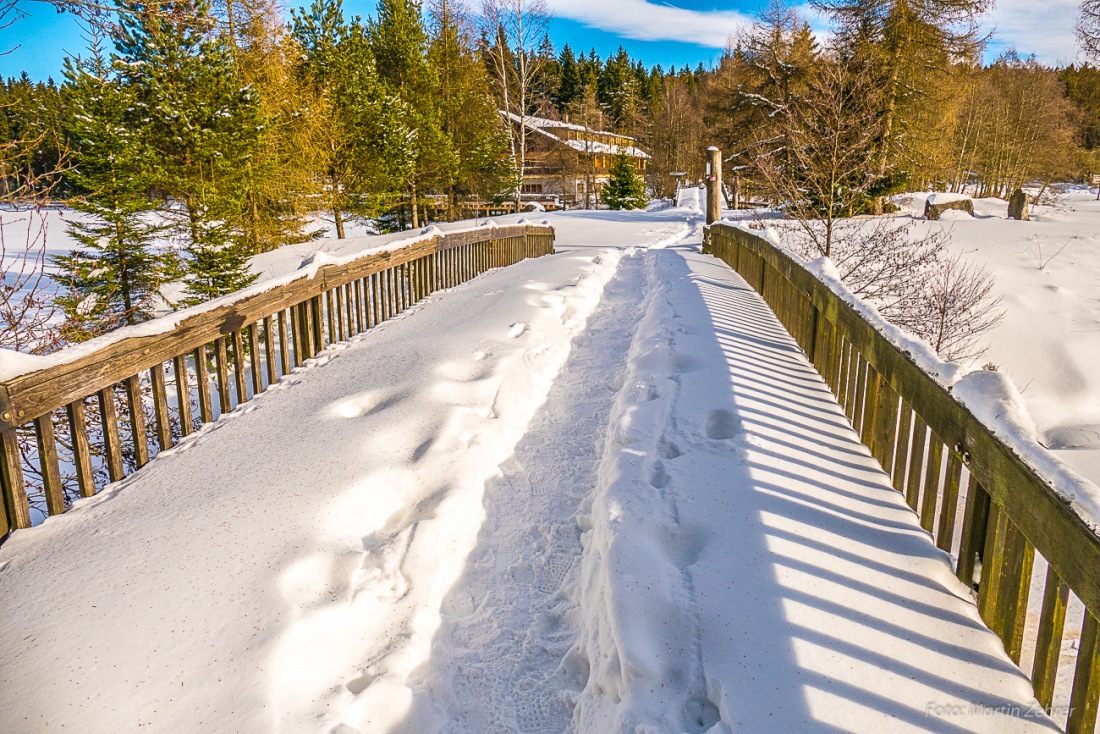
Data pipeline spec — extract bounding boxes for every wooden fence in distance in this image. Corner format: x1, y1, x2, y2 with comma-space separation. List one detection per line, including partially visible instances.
0, 224, 554, 539
706, 222, 1100, 733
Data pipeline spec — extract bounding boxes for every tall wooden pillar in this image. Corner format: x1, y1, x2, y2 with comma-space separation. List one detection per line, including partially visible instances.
706, 146, 722, 225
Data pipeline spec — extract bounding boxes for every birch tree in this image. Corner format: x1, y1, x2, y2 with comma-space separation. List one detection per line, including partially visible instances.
479, 0, 548, 206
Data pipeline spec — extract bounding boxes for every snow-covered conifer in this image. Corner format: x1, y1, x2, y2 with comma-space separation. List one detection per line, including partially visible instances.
55, 38, 179, 340
604, 154, 647, 210
114, 0, 260, 303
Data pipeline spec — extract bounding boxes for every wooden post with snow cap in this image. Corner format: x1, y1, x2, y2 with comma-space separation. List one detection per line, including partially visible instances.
706, 146, 722, 225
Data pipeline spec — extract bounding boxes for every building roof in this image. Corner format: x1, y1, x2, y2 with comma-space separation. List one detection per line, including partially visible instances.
503, 112, 651, 160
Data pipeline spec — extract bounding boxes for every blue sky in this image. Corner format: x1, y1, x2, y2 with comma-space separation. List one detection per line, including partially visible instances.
0, 0, 1085, 84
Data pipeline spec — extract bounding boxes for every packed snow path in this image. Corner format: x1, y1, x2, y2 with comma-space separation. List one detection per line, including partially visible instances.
0, 205, 1056, 733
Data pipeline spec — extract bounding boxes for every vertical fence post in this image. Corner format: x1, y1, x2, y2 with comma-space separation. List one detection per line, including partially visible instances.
1, 427, 29, 530
706, 146, 722, 226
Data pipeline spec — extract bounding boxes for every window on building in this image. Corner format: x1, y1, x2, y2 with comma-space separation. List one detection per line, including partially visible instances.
521, 184, 543, 194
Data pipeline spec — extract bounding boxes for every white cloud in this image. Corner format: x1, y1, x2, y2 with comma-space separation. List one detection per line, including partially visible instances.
982, 0, 1082, 65
545, 0, 1084, 67
544, 0, 753, 48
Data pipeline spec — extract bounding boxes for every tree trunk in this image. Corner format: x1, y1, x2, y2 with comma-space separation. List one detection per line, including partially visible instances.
334, 208, 345, 240
410, 178, 419, 229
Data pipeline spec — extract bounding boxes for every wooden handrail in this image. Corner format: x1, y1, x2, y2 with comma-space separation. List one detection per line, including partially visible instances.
706, 222, 1100, 733
0, 224, 555, 537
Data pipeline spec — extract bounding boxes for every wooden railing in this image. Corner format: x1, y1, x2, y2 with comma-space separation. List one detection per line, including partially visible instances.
706, 222, 1100, 733
0, 224, 554, 538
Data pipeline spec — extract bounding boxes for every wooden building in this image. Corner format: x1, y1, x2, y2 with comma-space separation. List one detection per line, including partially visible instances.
504, 112, 650, 208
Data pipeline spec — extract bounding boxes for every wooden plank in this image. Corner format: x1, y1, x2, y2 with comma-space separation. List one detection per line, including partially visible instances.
809, 308, 825, 376
231, 329, 248, 404
874, 384, 899, 473
836, 338, 850, 407
248, 323, 263, 395
1068, 612, 1100, 734
956, 475, 990, 588
66, 399, 96, 497
920, 437, 943, 534
150, 362, 173, 451
998, 521, 1034, 663
1032, 567, 1069, 711
277, 311, 290, 376
173, 355, 193, 437
400, 263, 408, 312
851, 357, 868, 433
97, 387, 124, 483
936, 451, 963, 552
892, 403, 912, 493
826, 321, 841, 393
326, 288, 337, 345
0, 428, 29, 529
308, 297, 321, 356
385, 268, 395, 320
371, 273, 381, 327
978, 502, 1009, 634
354, 279, 365, 333
35, 413, 65, 516
342, 283, 353, 338
125, 374, 149, 468
403, 262, 410, 308
379, 269, 389, 320
193, 347, 213, 426
905, 415, 927, 511
262, 317, 276, 389
289, 303, 303, 366
861, 369, 881, 451
0, 449, 8, 537
215, 337, 231, 415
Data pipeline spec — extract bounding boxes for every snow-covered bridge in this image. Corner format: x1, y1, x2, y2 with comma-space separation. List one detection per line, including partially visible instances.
0, 194, 1095, 733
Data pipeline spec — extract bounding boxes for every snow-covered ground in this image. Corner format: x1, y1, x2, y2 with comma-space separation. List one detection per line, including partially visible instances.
0, 195, 1058, 733
894, 190, 1100, 489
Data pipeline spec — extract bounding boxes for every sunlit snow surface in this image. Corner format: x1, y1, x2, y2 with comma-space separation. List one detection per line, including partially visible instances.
0, 191, 1078, 732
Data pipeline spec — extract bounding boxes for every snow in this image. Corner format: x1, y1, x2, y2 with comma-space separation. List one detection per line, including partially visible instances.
721, 192, 1100, 534
911, 190, 1100, 512
927, 192, 972, 205
0, 204, 1057, 732
504, 111, 651, 159
0, 348, 52, 379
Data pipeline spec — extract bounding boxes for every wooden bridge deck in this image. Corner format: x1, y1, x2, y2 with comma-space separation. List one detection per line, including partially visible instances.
0, 214, 1074, 732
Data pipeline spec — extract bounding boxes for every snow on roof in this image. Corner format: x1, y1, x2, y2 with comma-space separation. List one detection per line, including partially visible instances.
502, 111, 650, 160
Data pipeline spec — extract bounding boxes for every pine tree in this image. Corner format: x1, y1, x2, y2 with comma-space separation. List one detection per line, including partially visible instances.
220, 0, 321, 252
114, 0, 260, 303
814, 0, 991, 206
292, 0, 410, 237
555, 44, 581, 112
427, 0, 515, 218
604, 153, 647, 210
370, 0, 455, 227
55, 37, 178, 340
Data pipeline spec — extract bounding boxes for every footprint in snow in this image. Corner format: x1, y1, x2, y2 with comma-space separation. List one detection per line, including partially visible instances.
705, 409, 740, 440
508, 322, 529, 339
659, 441, 684, 459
